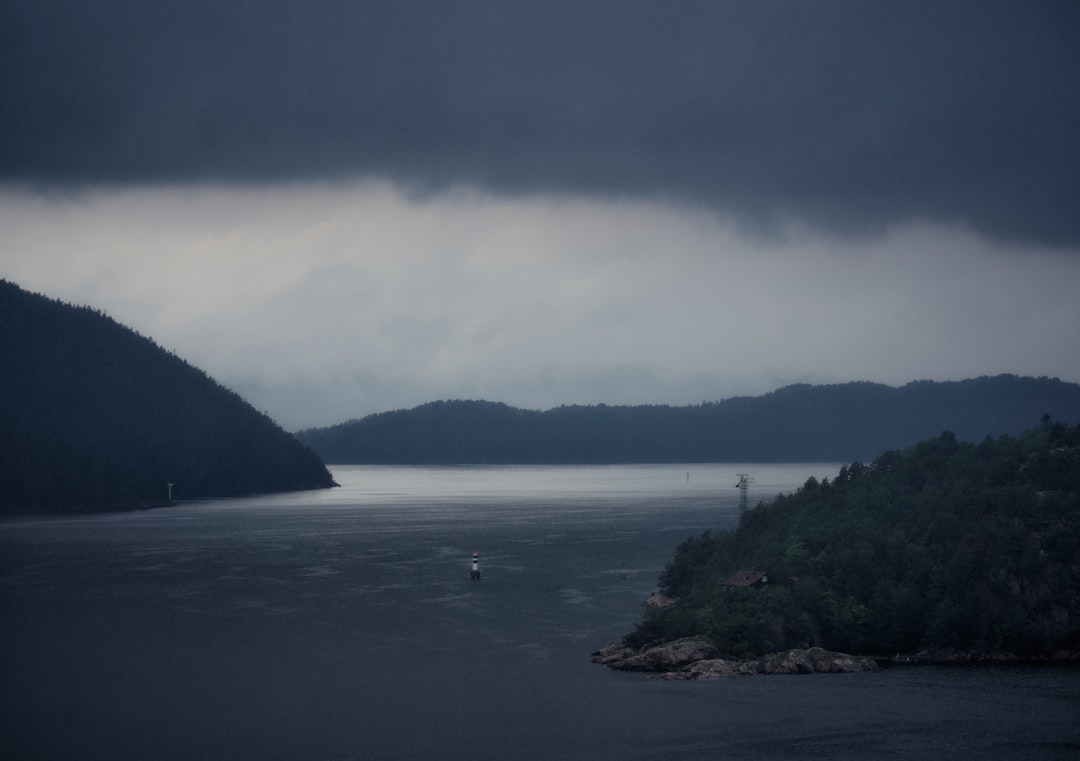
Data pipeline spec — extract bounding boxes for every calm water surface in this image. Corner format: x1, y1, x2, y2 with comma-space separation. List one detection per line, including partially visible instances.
2, 464, 1077, 760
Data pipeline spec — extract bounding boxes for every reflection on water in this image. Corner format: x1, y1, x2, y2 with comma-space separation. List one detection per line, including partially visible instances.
2, 464, 1078, 761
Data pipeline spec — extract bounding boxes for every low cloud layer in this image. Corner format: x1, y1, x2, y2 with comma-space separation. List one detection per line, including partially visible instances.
4, 4, 1078, 427
3, 184, 1077, 429
3, 1, 1079, 245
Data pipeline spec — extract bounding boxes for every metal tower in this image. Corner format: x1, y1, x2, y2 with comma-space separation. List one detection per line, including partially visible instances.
736, 472, 754, 516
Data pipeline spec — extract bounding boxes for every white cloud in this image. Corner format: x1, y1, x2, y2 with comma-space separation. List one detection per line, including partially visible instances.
2, 183, 1078, 429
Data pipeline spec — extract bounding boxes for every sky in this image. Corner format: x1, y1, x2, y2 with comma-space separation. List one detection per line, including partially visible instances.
2, 1, 1079, 431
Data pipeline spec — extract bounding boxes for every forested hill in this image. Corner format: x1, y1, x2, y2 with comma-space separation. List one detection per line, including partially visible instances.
0, 280, 335, 511
296, 376, 1080, 464
629, 423, 1080, 659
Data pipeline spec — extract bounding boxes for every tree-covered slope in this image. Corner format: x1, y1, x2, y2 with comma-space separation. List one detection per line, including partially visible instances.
628, 423, 1080, 659
0, 280, 335, 511
297, 377, 1080, 464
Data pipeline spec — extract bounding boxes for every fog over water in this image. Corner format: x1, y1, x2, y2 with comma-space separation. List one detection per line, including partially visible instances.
2, 464, 1078, 760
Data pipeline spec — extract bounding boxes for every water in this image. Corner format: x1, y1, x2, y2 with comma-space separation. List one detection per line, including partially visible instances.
2, 464, 1077, 760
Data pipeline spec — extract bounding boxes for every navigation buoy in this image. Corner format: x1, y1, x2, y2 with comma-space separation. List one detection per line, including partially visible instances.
471, 549, 481, 580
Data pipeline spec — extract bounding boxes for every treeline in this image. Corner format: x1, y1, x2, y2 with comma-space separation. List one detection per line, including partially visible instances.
628, 422, 1080, 659
296, 376, 1080, 463
0, 280, 335, 511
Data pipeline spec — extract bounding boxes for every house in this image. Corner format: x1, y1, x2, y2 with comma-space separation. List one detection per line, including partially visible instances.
721, 569, 769, 588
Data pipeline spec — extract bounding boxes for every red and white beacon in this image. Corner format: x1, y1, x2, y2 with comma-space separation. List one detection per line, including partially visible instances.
471, 549, 481, 580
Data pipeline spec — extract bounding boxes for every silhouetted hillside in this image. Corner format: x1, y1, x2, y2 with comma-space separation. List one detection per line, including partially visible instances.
0, 280, 335, 511
297, 377, 1080, 464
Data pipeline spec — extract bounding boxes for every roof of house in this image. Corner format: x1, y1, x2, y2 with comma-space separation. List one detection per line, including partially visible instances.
721, 569, 769, 587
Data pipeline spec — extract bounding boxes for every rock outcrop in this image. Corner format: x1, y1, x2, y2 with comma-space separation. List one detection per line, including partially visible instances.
592, 638, 878, 680
592, 636, 718, 672
757, 647, 878, 675
642, 593, 676, 609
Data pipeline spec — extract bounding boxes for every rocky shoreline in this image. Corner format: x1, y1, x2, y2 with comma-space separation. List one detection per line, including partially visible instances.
889, 649, 1080, 665
592, 637, 878, 681
593, 636, 1080, 680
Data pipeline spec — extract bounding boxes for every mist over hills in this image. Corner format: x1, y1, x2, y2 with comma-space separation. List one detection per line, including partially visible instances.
4, 276, 1079, 511
1, 280, 335, 511
296, 376, 1080, 464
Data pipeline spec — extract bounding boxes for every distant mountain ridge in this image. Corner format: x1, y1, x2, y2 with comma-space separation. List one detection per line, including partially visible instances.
1, 280, 335, 511
296, 376, 1080, 464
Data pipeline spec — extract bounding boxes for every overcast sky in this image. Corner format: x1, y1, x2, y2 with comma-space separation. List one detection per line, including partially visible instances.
2, 1, 1079, 430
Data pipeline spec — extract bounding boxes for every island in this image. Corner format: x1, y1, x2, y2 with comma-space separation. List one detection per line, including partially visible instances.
596, 422, 1080, 678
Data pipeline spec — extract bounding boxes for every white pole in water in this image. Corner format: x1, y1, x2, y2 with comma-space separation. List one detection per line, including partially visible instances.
471, 549, 481, 580
167, 482, 173, 501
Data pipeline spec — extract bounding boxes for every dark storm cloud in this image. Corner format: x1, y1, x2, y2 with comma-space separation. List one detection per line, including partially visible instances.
3, 1, 1079, 244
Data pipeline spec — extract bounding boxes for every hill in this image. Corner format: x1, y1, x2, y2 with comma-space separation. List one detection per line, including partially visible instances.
296, 377, 1080, 463
0, 280, 335, 511
625, 423, 1080, 660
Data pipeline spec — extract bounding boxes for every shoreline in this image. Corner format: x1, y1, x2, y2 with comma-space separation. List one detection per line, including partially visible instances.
592, 638, 879, 680
593, 637, 1080, 680
873, 650, 1080, 666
